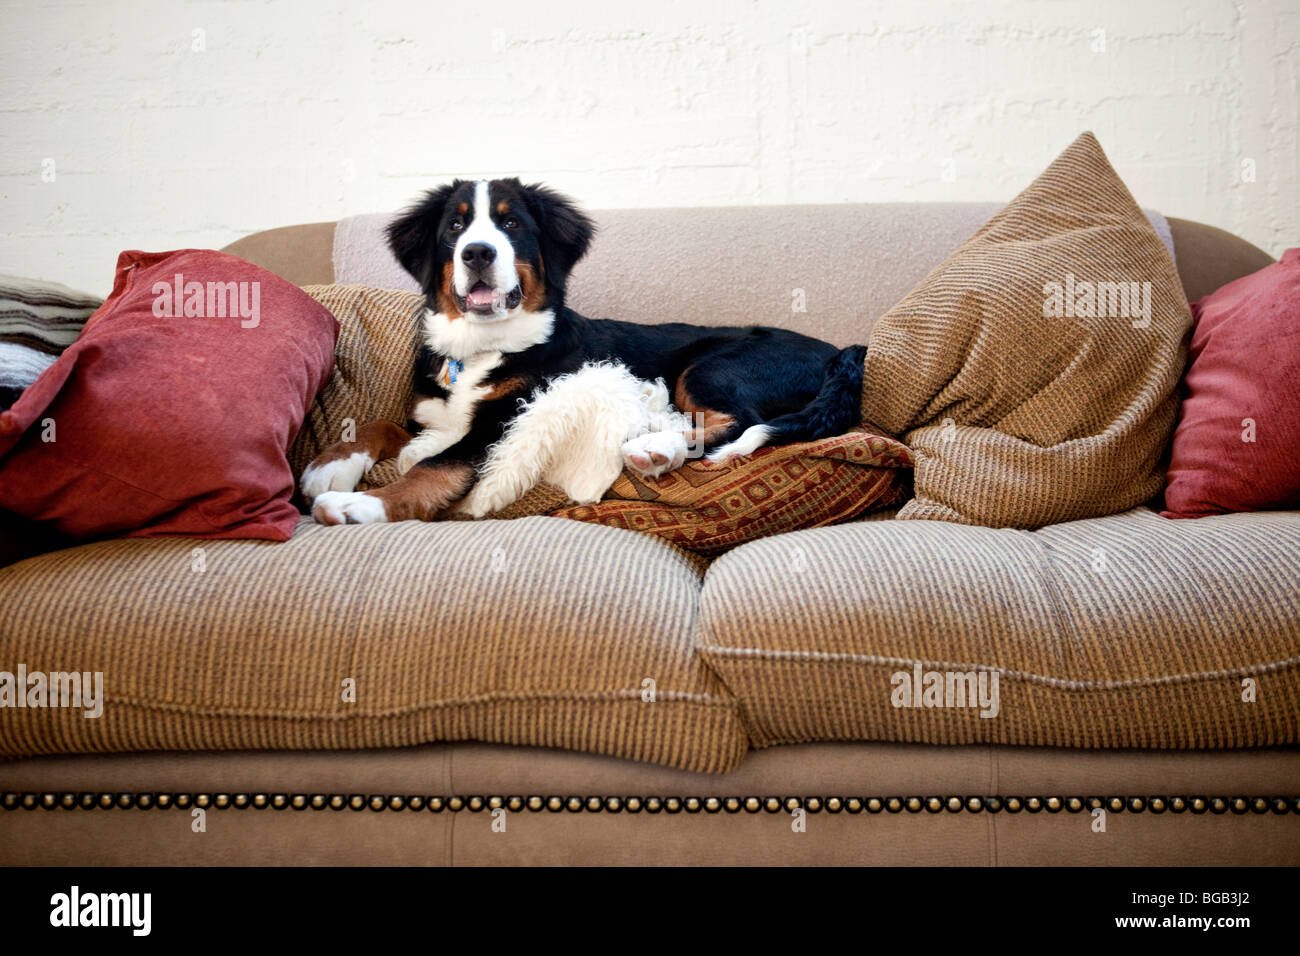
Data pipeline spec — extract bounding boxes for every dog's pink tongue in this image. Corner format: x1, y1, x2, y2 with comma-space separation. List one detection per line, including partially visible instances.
466, 282, 495, 309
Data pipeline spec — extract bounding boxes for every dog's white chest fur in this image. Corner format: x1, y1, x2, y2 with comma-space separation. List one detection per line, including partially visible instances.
398, 351, 502, 473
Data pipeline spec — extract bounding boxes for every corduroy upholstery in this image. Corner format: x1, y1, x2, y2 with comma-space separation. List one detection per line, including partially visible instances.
698, 507, 1300, 751
0, 516, 745, 773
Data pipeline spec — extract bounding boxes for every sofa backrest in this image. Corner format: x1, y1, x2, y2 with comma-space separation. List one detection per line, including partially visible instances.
221, 204, 1273, 348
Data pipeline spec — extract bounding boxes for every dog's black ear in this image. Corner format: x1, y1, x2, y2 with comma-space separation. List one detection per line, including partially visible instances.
387, 182, 461, 290
519, 182, 595, 291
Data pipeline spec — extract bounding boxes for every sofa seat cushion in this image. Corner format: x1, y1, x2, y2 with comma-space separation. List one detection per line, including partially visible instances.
0, 517, 746, 773
698, 508, 1300, 750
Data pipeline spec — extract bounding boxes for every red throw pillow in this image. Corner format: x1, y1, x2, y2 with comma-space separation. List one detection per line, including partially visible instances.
1162, 248, 1300, 518
0, 250, 337, 541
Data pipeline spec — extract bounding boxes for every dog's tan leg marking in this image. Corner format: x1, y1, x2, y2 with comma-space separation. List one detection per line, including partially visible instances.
301, 420, 412, 499
371, 462, 476, 522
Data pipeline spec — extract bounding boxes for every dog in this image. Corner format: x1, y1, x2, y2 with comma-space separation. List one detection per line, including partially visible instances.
302, 178, 866, 524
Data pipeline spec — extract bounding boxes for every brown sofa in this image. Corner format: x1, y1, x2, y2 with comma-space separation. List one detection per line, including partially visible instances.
1, 204, 1296, 866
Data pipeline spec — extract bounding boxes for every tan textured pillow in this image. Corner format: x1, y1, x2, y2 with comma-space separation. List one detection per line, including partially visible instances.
860, 132, 1191, 528
291, 284, 423, 485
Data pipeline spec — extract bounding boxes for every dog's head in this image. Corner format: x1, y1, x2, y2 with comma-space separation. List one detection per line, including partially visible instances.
387, 178, 595, 323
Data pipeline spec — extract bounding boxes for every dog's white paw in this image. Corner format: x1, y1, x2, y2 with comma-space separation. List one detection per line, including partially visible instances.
706, 424, 772, 463
622, 430, 688, 479
301, 453, 372, 499
312, 491, 388, 526
397, 432, 451, 475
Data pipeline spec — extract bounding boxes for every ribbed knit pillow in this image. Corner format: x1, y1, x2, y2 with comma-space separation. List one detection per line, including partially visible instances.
291, 284, 423, 490
860, 132, 1191, 528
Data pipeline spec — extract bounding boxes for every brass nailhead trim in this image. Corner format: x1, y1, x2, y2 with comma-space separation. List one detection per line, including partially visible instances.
3, 792, 1296, 815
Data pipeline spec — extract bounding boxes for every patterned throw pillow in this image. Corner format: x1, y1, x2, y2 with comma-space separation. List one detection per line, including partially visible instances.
860, 132, 1191, 528
556, 428, 911, 554
0, 274, 103, 409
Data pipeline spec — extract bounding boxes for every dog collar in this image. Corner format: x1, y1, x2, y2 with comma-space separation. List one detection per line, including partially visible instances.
444, 359, 464, 386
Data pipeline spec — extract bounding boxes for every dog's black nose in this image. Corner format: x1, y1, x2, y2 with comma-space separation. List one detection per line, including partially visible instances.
461, 243, 496, 271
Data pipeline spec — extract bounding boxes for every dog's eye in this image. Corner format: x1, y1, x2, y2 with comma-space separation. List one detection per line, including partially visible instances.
503, 217, 519, 230
448, 218, 465, 232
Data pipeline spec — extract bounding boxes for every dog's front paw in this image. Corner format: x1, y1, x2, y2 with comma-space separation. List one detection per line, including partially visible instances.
312, 491, 388, 525
397, 434, 447, 475
301, 453, 371, 499
396, 444, 423, 475
621, 431, 688, 479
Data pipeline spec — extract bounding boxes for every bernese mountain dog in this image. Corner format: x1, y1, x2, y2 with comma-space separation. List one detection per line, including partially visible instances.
302, 178, 866, 524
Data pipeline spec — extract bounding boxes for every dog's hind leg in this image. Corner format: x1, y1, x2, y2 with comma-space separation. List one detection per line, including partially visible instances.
707, 345, 867, 462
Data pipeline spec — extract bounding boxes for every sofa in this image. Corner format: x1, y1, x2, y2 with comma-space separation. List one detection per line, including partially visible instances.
1, 202, 1296, 866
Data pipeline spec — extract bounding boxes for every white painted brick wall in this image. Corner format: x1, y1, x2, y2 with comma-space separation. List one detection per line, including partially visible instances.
1, 0, 1295, 295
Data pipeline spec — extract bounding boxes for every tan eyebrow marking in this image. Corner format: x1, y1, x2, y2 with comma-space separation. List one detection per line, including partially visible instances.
497, 201, 510, 215
457, 202, 469, 214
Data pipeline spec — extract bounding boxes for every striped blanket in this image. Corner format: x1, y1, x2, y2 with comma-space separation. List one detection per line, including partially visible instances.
0, 275, 102, 409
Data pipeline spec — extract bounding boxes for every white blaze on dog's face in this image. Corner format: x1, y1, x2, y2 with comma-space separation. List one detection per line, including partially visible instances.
386, 178, 596, 354
451, 180, 521, 320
